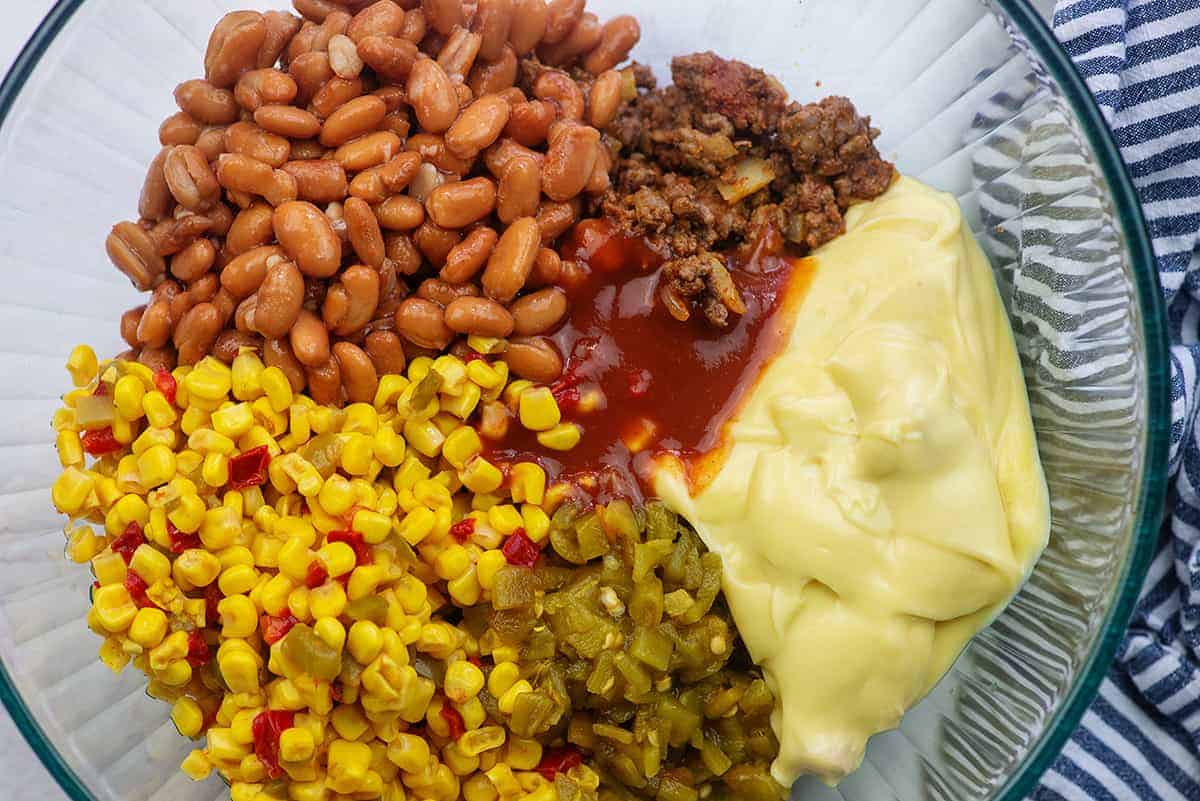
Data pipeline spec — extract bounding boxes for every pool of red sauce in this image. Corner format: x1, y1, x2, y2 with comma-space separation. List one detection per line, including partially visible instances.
487, 219, 814, 503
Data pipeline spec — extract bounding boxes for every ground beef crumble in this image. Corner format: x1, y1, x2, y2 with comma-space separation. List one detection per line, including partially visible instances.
596, 52, 896, 326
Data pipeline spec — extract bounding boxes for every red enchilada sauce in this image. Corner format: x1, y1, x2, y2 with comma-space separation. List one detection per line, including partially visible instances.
488, 220, 812, 500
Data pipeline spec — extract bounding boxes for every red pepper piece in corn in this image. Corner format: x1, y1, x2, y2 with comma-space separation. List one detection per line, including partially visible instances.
204, 584, 224, 626
305, 560, 329, 589
450, 518, 476, 543
440, 704, 465, 741
227, 446, 270, 491
82, 427, 122, 456
154, 370, 177, 406
167, 521, 200, 554
252, 709, 295, 779
536, 747, 583, 780
186, 630, 212, 667
501, 528, 540, 567
261, 614, 299, 645
327, 530, 372, 565
111, 521, 145, 564
124, 569, 153, 609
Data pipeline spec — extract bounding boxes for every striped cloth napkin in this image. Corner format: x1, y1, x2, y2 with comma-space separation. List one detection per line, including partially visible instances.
1033, 2, 1200, 800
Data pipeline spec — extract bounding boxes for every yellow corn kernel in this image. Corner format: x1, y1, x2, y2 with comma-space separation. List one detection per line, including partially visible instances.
229, 350, 263, 398
444, 660, 485, 704
52, 467, 94, 515
448, 565, 482, 606
277, 726, 314, 763
188, 427, 235, 456
460, 457, 503, 495
309, 582, 347, 619
92, 550, 127, 587
442, 426, 483, 470
327, 739, 372, 794
520, 505, 551, 543
200, 505, 240, 550
435, 545, 471, 581
93, 584, 137, 632
386, 733, 430, 774
476, 550, 507, 591
275, 539, 311, 584
318, 541, 357, 578
314, 616, 346, 652
274, 516, 315, 548
54, 429, 84, 469
318, 474, 356, 516
351, 509, 391, 545
498, 680, 532, 714
347, 564, 385, 601
218, 595, 258, 638
65, 524, 103, 563
505, 738, 542, 771
66, 345, 98, 387
340, 433, 375, 476
369, 424, 405, 468
171, 697, 204, 738
343, 403, 379, 435
128, 606, 169, 648
459, 726, 505, 758
509, 463, 546, 506
442, 383, 481, 422
165, 494, 203, 535
536, 422, 582, 451
466, 359, 505, 390
331, 703, 370, 741
373, 375, 409, 412
139, 391, 175, 430
254, 365, 289, 411
398, 506, 436, 546
173, 548, 221, 589
219, 649, 261, 695
114, 375, 146, 420
414, 478, 453, 509
487, 505, 522, 537
110, 412, 135, 446
251, 396, 287, 436
98, 636, 130, 673
135, 445, 175, 489
130, 425, 174, 456
486, 764, 521, 798
465, 773, 500, 801
348, 620, 383, 664
402, 417, 445, 458
518, 387, 560, 432
261, 574, 295, 616
487, 662, 520, 698
502, 380, 533, 410
393, 575, 427, 616
219, 564, 259, 597
199, 451, 228, 488
180, 749, 212, 780
186, 364, 232, 401
212, 403, 256, 439
129, 544, 170, 585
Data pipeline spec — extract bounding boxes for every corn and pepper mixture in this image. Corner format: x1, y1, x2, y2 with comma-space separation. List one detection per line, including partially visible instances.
51, 344, 781, 801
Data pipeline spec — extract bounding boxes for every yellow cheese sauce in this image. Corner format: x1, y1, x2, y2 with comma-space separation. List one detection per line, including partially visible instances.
654, 176, 1050, 785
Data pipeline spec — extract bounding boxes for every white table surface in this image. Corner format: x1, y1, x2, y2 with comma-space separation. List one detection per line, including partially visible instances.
0, 3, 1065, 801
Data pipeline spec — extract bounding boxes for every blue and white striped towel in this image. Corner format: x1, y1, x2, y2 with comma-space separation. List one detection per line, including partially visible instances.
1033, 2, 1200, 800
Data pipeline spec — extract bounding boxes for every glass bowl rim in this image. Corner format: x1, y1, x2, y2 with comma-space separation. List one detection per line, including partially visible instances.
0, 2, 1169, 800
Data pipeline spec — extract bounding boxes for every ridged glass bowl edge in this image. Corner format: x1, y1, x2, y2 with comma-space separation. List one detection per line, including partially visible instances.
0, 2, 1169, 801
984, 2, 1168, 799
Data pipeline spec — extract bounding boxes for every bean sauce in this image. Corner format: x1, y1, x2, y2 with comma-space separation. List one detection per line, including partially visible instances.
488, 219, 812, 500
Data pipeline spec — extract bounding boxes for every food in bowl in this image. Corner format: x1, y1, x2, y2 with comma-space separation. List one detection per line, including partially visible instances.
48, 1, 1049, 799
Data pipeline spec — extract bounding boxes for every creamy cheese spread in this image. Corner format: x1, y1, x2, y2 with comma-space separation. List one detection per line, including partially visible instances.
655, 176, 1050, 785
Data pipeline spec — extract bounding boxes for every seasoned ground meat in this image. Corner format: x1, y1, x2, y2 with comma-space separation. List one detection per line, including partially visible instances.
599, 52, 895, 326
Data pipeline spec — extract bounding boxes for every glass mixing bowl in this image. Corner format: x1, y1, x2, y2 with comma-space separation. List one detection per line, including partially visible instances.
0, 1, 1169, 800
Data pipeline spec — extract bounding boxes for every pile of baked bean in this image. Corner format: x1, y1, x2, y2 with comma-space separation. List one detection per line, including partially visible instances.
108, 0, 639, 406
